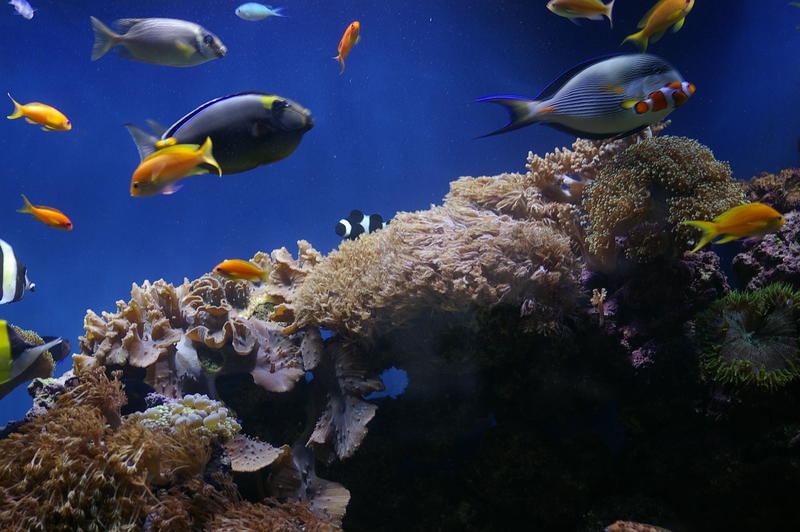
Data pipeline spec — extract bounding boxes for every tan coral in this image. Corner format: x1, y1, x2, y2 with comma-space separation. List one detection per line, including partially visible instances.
225, 434, 288, 472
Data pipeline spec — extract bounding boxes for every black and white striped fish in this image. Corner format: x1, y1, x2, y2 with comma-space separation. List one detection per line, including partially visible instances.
476, 53, 693, 139
335, 210, 388, 240
0, 320, 65, 386
0, 238, 35, 304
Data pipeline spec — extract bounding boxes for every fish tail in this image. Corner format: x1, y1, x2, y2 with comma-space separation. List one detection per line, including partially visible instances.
605, 0, 615, 28
17, 194, 34, 214
199, 137, 222, 176
682, 220, 719, 254
621, 30, 648, 51
474, 95, 537, 138
333, 55, 345, 74
6, 93, 23, 119
260, 266, 273, 282
90, 16, 121, 60
124, 123, 159, 161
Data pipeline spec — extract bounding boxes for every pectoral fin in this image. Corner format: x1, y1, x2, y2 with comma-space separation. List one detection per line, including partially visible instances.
672, 16, 686, 33
713, 234, 741, 245
24, 118, 36, 124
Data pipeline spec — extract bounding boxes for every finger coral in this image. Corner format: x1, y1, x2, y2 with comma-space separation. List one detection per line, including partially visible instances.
694, 283, 800, 390
583, 136, 745, 269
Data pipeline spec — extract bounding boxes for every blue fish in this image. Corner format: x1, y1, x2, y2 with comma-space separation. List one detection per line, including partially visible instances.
235, 3, 286, 21
477, 54, 694, 140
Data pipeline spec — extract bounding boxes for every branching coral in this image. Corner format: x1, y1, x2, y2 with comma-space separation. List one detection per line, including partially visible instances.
582, 136, 745, 268
732, 212, 800, 290
694, 283, 800, 390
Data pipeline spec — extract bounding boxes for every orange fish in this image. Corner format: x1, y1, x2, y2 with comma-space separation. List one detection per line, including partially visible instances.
130, 136, 221, 196
213, 259, 271, 283
17, 195, 73, 230
333, 21, 360, 74
682, 203, 784, 253
622, 0, 694, 52
6, 93, 71, 131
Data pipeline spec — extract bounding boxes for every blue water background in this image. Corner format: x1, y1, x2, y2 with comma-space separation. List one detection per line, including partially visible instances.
0, 0, 798, 424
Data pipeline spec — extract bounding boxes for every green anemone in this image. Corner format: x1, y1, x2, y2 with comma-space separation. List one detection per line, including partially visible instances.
695, 283, 800, 391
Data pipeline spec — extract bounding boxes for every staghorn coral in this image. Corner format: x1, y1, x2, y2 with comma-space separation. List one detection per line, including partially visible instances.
732, 211, 800, 290
744, 167, 800, 213
582, 136, 745, 268
694, 283, 800, 390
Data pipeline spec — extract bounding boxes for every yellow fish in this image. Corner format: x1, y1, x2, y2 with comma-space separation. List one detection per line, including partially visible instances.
682, 203, 785, 254
546, 0, 615, 27
6, 93, 71, 131
130, 136, 221, 196
213, 259, 270, 283
622, 0, 694, 52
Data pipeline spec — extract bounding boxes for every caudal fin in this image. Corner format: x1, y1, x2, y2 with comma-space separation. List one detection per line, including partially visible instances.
333, 55, 345, 74
606, 0, 615, 28
621, 30, 648, 52
474, 95, 537, 138
17, 194, 34, 214
90, 16, 121, 60
198, 137, 222, 176
682, 220, 719, 253
124, 123, 160, 161
6, 93, 23, 119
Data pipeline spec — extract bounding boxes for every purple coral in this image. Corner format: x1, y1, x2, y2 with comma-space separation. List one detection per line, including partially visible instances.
732, 212, 800, 290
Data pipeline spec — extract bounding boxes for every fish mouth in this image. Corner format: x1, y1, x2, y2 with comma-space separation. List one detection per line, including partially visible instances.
215, 44, 228, 58
304, 116, 314, 131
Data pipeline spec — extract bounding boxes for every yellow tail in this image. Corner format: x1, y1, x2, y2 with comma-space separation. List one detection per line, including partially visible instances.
621, 31, 649, 52
682, 220, 719, 253
17, 194, 34, 214
198, 137, 222, 176
333, 55, 345, 74
6, 93, 23, 120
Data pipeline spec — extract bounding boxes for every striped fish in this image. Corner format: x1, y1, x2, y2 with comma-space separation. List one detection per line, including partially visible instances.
0, 320, 63, 385
476, 53, 694, 139
0, 238, 35, 304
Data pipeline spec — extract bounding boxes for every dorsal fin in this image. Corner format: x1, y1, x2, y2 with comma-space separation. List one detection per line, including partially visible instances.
535, 54, 624, 101
164, 92, 269, 137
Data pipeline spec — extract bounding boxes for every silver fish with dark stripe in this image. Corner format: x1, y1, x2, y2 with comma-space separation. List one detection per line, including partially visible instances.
476, 53, 694, 139
0, 238, 35, 304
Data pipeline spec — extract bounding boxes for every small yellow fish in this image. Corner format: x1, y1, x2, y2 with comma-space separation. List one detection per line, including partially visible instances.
622, 0, 694, 52
546, 0, 615, 27
213, 259, 271, 283
333, 21, 360, 74
130, 136, 221, 196
682, 203, 785, 254
17, 195, 73, 230
6, 93, 71, 131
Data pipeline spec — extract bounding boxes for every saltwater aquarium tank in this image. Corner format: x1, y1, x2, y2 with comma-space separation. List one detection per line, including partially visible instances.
0, 0, 799, 530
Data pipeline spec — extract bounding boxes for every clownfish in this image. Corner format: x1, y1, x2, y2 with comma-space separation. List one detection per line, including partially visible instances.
213, 259, 271, 283
333, 21, 360, 74
682, 203, 785, 254
335, 209, 388, 240
18, 195, 73, 230
622, 80, 695, 115
6, 93, 71, 131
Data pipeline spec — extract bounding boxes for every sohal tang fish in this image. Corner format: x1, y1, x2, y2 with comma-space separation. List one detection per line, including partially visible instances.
0, 238, 35, 304
477, 54, 694, 139
90, 17, 227, 67
126, 92, 313, 175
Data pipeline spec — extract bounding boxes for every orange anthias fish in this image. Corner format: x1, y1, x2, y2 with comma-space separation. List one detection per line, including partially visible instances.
6, 93, 71, 131
17, 195, 73, 230
333, 21, 360, 74
130, 136, 221, 196
682, 203, 785, 254
546, 0, 615, 27
213, 259, 271, 283
622, 0, 694, 52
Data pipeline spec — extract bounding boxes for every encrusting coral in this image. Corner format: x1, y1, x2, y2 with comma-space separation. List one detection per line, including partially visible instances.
694, 283, 800, 391
582, 136, 745, 268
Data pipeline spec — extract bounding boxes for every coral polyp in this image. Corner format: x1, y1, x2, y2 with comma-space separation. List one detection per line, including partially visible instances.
695, 283, 800, 390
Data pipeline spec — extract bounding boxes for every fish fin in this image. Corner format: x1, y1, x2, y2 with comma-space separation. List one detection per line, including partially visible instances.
713, 234, 741, 245
605, 0, 615, 28
198, 137, 222, 176
621, 30, 648, 52
569, 18, 581, 26
41, 126, 55, 132
175, 40, 196, 58
534, 54, 623, 101
114, 19, 144, 32
41, 336, 70, 362
90, 16, 121, 60
681, 220, 719, 253
17, 194, 34, 214
356, 34, 361, 44
672, 15, 686, 32
8, 337, 63, 381
637, 0, 664, 29
146, 119, 167, 137
713, 203, 755, 223
161, 183, 184, 195
650, 28, 668, 43
24, 118, 36, 124
125, 123, 160, 161
6, 93, 23, 119
474, 95, 537, 138
333, 55, 345, 74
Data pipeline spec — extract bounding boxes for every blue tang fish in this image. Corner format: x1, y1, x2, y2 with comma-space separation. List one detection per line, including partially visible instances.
477, 54, 695, 139
236, 3, 286, 21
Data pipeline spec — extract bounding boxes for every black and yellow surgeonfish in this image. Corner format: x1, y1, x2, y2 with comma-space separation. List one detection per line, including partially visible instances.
125, 92, 314, 175
0, 238, 35, 304
0, 320, 64, 385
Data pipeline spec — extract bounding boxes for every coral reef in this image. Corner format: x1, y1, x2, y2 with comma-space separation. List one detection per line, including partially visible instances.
605, 522, 671, 532
583, 136, 745, 268
732, 212, 800, 290
744, 167, 800, 213
694, 283, 800, 390
130, 393, 241, 442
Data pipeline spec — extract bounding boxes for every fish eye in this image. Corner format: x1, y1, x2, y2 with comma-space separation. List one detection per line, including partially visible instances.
133, 183, 139, 188
203, 34, 213, 44
272, 100, 289, 113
